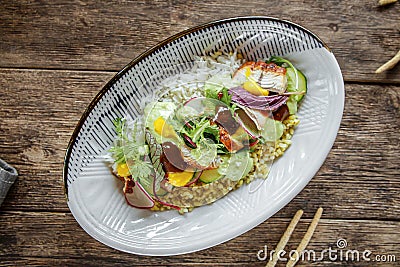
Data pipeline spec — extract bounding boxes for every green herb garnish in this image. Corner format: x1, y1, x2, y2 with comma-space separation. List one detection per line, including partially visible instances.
109, 117, 152, 180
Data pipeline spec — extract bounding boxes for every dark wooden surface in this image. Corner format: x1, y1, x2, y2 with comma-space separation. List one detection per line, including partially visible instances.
0, 1, 399, 266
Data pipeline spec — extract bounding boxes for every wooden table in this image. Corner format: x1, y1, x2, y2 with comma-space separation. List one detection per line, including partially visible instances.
1, 1, 399, 266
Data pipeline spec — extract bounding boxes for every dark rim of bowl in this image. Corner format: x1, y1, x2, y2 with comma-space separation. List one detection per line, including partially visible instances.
63, 16, 330, 197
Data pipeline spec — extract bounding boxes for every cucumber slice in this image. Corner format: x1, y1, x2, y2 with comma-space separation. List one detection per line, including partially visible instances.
199, 168, 223, 183
286, 97, 297, 115
223, 151, 254, 181
286, 67, 307, 102
261, 118, 284, 141
139, 177, 167, 197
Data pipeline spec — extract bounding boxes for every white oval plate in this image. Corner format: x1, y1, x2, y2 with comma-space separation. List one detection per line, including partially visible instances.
63, 17, 344, 256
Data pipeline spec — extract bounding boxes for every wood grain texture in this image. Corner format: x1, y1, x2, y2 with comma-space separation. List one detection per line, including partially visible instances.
0, 69, 399, 220
0, 0, 399, 83
0, 211, 398, 266
0, 69, 115, 211
1, 2, 400, 264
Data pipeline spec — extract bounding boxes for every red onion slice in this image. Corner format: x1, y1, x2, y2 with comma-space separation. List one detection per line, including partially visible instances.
229, 86, 288, 111
124, 180, 155, 209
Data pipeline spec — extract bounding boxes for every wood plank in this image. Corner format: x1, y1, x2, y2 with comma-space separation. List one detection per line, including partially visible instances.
0, 211, 399, 266
0, 0, 399, 83
0, 69, 115, 211
0, 69, 399, 219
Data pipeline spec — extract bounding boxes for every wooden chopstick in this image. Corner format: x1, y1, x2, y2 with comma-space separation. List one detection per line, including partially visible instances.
378, 0, 398, 6
266, 208, 324, 267
266, 210, 303, 267
375, 49, 400, 73
286, 207, 324, 267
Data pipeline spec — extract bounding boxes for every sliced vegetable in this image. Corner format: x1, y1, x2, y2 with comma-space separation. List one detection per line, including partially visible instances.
142, 151, 180, 210
286, 97, 298, 115
154, 116, 177, 138
167, 171, 194, 187
144, 102, 177, 142
286, 67, 307, 102
199, 168, 223, 183
243, 80, 269, 96
138, 175, 168, 197
261, 118, 284, 141
229, 86, 288, 111
123, 177, 155, 209
117, 163, 130, 177
221, 151, 253, 181
185, 171, 203, 186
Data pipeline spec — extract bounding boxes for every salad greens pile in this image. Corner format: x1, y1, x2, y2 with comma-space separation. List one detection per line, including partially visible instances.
108, 55, 307, 210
